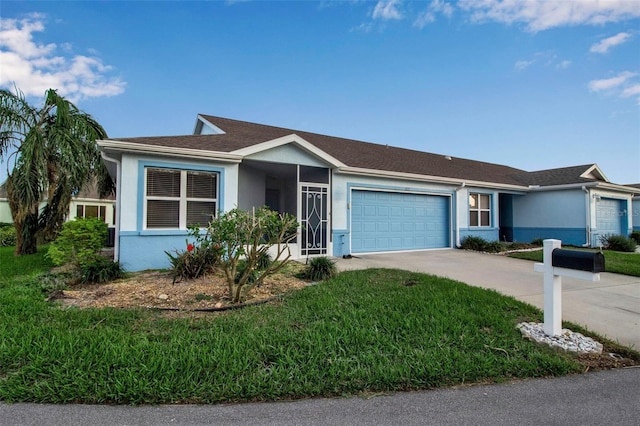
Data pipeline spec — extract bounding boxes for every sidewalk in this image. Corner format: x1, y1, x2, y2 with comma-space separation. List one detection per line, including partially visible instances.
334, 249, 640, 349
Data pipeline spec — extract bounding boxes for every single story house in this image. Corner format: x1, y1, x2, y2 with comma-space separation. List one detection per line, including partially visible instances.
0, 182, 115, 226
98, 114, 639, 271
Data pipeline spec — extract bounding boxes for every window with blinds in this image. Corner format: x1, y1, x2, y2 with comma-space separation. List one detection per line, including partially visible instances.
469, 193, 491, 227
145, 167, 218, 229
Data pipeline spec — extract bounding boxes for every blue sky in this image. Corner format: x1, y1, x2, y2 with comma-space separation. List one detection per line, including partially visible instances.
1, 0, 639, 184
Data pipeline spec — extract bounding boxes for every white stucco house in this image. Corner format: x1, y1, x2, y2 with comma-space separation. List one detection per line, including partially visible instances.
0, 182, 116, 227
97, 114, 639, 272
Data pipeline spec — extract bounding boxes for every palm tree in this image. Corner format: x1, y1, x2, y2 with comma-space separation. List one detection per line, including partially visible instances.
0, 88, 114, 255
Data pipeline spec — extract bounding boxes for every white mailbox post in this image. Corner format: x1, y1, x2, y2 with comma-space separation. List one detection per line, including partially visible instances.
533, 239, 603, 337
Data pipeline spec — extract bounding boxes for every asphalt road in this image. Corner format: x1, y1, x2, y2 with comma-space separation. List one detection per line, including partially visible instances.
2, 368, 639, 425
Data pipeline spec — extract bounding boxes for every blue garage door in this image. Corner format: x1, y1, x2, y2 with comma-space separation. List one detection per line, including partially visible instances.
351, 190, 450, 253
596, 198, 625, 235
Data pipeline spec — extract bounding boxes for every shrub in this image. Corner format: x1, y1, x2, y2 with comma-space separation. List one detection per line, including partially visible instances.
460, 236, 488, 251
166, 238, 220, 284
0, 225, 17, 247
79, 257, 125, 284
531, 238, 544, 247
47, 218, 108, 267
484, 241, 504, 253
630, 231, 640, 245
599, 234, 637, 253
206, 207, 298, 303
302, 256, 337, 281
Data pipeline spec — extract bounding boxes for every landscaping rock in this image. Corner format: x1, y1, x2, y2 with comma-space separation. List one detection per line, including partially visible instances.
517, 322, 603, 354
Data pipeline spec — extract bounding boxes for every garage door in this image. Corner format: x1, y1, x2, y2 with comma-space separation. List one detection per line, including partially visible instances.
351, 190, 450, 253
596, 198, 624, 235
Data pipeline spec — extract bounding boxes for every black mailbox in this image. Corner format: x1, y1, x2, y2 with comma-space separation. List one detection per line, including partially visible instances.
552, 249, 605, 273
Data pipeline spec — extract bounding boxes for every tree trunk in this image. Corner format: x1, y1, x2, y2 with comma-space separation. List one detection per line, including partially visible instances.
13, 211, 39, 255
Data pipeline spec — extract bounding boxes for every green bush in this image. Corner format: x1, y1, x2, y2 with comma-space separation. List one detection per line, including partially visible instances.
0, 225, 17, 247
80, 257, 125, 284
599, 234, 637, 253
531, 238, 544, 247
166, 240, 220, 284
47, 218, 108, 267
630, 231, 640, 245
460, 236, 488, 251
302, 256, 337, 281
484, 241, 504, 253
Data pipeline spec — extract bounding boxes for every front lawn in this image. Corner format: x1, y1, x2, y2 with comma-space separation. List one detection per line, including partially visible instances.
508, 249, 640, 277
1, 254, 637, 404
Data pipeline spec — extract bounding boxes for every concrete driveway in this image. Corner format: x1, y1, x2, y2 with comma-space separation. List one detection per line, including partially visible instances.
334, 249, 640, 349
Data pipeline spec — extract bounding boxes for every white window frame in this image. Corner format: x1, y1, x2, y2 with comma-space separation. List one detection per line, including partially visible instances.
469, 193, 491, 227
144, 167, 218, 230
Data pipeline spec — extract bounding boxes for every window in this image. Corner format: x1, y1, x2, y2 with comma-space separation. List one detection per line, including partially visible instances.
469, 193, 491, 227
76, 204, 108, 223
145, 167, 218, 229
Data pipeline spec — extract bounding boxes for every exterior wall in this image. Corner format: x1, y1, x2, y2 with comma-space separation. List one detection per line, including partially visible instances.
68, 199, 116, 226
117, 154, 238, 271
245, 144, 327, 167
633, 198, 640, 231
331, 172, 459, 256
0, 199, 11, 223
456, 186, 500, 244
512, 189, 587, 246
238, 166, 266, 210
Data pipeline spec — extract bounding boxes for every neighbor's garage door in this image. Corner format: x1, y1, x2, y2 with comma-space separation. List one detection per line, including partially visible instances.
351, 190, 450, 253
596, 198, 624, 235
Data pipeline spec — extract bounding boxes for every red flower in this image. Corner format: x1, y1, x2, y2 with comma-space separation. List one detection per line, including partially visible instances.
187, 243, 194, 252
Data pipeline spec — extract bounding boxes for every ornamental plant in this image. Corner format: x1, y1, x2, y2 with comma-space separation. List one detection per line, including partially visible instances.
47, 218, 108, 267
205, 207, 298, 303
166, 228, 221, 283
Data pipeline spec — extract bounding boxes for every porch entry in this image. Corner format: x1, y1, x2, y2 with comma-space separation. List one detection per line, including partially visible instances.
300, 184, 329, 256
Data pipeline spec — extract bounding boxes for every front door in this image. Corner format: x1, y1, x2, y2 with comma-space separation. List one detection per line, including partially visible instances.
300, 184, 329, 256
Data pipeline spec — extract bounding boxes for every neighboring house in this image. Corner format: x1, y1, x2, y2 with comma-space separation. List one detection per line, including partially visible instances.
0, 181, 115, 226
98, 114, 639, 271
628, 184, 640, 231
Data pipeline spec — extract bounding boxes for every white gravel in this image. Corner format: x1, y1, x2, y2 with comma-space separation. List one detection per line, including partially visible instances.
517, 322, 604, 354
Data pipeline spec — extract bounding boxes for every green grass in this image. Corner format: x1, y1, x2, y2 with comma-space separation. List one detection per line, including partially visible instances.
0, 245, 54, 281
0, 264, 593, 405
508, 248, 640, 277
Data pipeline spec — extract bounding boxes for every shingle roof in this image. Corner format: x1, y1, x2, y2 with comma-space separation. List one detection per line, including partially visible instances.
111, 115, 609, 188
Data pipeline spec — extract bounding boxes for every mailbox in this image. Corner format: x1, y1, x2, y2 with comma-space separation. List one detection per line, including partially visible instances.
551, 249, 605, 273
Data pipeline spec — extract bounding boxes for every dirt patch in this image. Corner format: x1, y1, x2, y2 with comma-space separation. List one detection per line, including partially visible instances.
55, 264, 309, 314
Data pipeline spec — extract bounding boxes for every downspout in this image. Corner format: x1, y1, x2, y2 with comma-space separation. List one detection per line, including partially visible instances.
582, 186, 590, 247
455, 182, 466, 247
100, 151, 121, 262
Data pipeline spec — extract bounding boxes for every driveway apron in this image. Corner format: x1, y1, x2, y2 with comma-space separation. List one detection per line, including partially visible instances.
334, 249, 640, 349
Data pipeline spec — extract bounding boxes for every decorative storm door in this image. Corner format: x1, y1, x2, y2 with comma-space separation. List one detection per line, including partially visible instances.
300, 184, 329, 256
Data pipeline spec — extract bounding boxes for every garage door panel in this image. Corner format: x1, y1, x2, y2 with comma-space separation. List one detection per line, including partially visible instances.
351, 190, 450, 253
596, 199, 624, 234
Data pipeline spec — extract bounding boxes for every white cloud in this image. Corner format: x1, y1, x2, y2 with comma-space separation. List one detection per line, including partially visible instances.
373, 0, 403, 21
458, 0, 640, 32
589, 71, 640, 104
0, 16, 125, 103
620, 84, 640, 98
588, 71, 637, 92
414, 0, 454, 29
514, 52, 570, 71
590, 32, 632, 54
514, 60, 534, 71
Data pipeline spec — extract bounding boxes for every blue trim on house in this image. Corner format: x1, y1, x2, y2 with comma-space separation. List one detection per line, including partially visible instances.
332, 229, 349, 257
513, 227, 586, 246
136, 160, 226, 232
119, 233, 192, 271
460, 227, 499, 242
